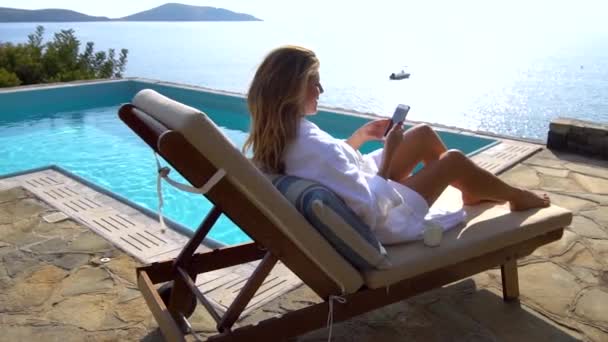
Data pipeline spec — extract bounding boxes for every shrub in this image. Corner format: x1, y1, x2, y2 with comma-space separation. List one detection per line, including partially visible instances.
0, 68, 21, 87
0, 25, 128, 87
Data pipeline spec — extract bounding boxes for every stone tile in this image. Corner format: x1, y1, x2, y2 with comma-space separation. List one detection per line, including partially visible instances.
116, 287, 142, 303
574, 288, 608, 326
28, 237, 70, 254
568, 216, 608, 239
45, 294, 131, 331
412, 299, 495, 341
539, 176, 585, 192
0, 259, 8, 279
183, 304, 219, 333
0, 187, 163, 340
469, 271, 498, 289
25, 264, 68, 284
0, 198, 48, 224
113, 296, 152, 323
563, 193, 608, 206
572, 173, 608, 194
0, 247, 12, 260
0, 217, 48, 246
533, 230, 579, 258
59, 266, 114, 296
0, 187, 30, 205
585, 239, 608, 267
304, 298, 484, 342
552, 152, 608, 168
45, 253, 90, 270
0, 314, 30, 327
103, 254, 140, 285
242, 285, 316, 322
299, 317, 417, 342
33, 219, 84, 238
581, 207, 608, 227
532, 166, 570, 178
575, 322, 608, 342
2, 250, 40, 278
524, 159, 568, 170
555, 242, 604, 271
459, 288, 582, 342
569, 266, 602, 286
67, 231, 113, 253
0, 281, 56, 312
1, 325, 99, 342
518, 262, 582, 316
565, 163, 608, 179
533, 149, 563, 160
545, 193, 597, 213
501, 164, 541, 189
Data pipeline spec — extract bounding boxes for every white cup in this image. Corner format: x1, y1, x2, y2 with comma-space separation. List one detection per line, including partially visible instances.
423, 222, 443, 247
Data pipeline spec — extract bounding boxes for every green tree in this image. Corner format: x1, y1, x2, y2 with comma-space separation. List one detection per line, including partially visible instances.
0, 68, 21, 87
0, 26, 128, 87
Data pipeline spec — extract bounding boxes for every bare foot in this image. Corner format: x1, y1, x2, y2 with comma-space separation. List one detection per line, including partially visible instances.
509, 190, 550, 211
462, 192, 507, 206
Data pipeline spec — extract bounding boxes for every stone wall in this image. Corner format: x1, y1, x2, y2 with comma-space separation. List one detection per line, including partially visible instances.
548, 117, 608, 159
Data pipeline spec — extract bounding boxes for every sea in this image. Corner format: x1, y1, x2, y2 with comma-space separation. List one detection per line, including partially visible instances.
1, 20, 607, 140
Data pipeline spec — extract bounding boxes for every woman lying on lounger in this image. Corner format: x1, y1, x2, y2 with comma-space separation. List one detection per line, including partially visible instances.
243, 45, 550, 244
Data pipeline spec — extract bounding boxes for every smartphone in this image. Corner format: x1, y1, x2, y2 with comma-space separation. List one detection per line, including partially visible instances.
384, 104, 410, 136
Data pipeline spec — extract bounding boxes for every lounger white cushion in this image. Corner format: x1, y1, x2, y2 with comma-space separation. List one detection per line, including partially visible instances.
132, 89, 364, 294
363, 187, 572, 289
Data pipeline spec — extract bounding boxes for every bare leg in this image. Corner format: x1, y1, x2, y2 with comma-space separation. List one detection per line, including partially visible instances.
385, 124, 484, 204
386, 124, 447, 181
399, 150, 550, 211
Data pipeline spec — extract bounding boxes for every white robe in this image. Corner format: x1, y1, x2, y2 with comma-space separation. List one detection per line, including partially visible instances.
283, 118, 466, 245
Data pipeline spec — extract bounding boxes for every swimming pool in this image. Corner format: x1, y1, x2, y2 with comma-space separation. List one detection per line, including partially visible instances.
0, 79, 497, 245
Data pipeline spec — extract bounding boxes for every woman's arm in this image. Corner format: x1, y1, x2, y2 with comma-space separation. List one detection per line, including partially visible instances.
378, 122, 404, 179
345, 119, 391, 150
345, 130, 366, 150
284, 134, 380, 229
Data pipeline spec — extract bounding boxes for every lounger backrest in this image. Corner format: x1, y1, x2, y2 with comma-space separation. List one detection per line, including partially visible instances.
130, 89, 364, 294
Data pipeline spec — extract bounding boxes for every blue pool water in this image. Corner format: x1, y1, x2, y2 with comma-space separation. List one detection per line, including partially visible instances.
0, 81, 496, 245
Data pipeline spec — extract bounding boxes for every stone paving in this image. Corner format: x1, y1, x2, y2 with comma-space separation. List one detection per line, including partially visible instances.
0, 187, 163, 341
1, 148, 607, 341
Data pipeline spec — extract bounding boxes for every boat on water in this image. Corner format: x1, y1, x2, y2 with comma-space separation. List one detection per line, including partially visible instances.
389, 69, 410, 80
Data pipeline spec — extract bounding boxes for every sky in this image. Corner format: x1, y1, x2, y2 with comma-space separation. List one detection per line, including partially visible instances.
1, 0, 607, 31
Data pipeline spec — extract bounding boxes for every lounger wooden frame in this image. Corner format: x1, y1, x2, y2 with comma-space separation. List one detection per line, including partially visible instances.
119, 104, 564, 342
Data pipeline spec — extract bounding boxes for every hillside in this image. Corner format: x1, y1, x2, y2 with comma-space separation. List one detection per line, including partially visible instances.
119, 3, 261, 21
0, 3, 261, 22
0, 7, 109, 22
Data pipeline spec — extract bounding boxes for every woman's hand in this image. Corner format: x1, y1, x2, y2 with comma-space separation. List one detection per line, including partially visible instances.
384, 121, 404, 154
359, 119, 392, 141
346, 119, 391, 150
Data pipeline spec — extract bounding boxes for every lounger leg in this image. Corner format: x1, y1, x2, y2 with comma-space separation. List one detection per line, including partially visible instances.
501, 258, 520, 301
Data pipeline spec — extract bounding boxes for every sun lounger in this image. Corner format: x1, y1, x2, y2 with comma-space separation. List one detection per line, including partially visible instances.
118, 89, 572, 341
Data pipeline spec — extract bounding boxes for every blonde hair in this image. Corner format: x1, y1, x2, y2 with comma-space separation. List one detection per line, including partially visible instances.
243, 45, 320, 173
